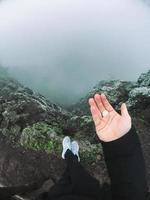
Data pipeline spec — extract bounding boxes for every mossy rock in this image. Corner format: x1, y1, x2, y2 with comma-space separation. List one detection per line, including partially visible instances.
20, 122, 103, 164
20, 122, 63, 153
79, 141, 103, 164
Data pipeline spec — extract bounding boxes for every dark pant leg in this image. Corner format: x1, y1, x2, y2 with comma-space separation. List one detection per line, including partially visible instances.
36, 152, 73, 200
35, 168, 72, 200
45, 150, 102, 200
47, 167, 72, 199
65, 149, 102, 199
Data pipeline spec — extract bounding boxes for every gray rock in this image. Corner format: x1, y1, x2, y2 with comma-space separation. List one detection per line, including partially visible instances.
0, 77, 72, 198
0, 78, 71, 143
69, 70, 150, 115
137, 70, 150, 87
0, 134, 56, 199
69, 80, 136, 115
127, 87, 150, 109
0, 68, 150, 199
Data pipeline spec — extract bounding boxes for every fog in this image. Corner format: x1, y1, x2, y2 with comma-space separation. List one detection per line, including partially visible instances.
0, 0, 150, 106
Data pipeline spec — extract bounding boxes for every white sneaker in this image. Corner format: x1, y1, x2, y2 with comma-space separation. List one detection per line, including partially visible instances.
62, 136, 71, 159
71, 141, 80, 162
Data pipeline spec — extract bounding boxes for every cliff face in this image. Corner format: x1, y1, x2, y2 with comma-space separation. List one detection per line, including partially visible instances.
0, 70, 149, 199
0, 77, 70, 134
69, 70, 150, 117
68, 69, 150, 189
0, 77, 72, 199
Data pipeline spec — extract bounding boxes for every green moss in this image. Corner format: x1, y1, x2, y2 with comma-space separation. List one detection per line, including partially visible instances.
20, 122, 62, 153
80, 116, 92, 128
80, 151, 96, 164
20, 122, 102, 163
140, 115, 145, 121
31, 122, 62, 135
80, 143, 102, 164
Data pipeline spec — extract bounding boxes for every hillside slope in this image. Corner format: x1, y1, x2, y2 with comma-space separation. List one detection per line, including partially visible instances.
0, 69, 149, 199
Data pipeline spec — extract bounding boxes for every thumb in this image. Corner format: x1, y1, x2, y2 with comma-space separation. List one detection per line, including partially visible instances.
121, 103, 130, 118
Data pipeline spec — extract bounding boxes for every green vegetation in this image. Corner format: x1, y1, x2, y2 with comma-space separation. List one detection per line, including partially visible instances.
80, 149, 100, 164
80, 142, 102, 164
140, 115, 145, 123
20, 122, 62, 153
80, 116, 92, 127
20, 122, 102, 164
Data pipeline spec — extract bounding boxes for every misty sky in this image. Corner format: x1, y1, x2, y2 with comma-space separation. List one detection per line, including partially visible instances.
0, 0, 150, 106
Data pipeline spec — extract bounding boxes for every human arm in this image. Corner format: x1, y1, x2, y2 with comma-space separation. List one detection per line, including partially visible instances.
88, 93, 148, 200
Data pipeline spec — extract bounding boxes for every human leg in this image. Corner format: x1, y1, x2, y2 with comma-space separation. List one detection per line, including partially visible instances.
65, 145, 101, 199
45, 137, 73, 199
40, 137, 102, 200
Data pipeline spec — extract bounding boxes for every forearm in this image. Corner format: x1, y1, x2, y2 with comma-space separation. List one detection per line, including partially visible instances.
101, 126, 148, 200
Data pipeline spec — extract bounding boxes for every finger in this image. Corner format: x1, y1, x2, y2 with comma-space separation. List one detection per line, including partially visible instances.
88, 98, 94, 106
89, 98, 103, 118
94, 94, 105, 113
90, 106, 102, 126
100, 93, 114, 112
121, 103, 130, 118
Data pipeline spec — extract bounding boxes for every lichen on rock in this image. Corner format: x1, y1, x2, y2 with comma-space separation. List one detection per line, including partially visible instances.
137, 70, 150, 87
127, 87, 150, 109
20, 122, 63, 153
0, 68, 150, 199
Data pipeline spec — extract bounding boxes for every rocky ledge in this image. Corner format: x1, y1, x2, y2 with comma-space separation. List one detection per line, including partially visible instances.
0, 69, 149, 199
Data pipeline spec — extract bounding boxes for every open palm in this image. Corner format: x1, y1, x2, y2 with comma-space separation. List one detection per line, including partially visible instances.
88, 93, 132, 142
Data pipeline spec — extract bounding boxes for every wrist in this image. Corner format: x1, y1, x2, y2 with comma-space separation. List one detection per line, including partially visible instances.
100, 125, 141, 160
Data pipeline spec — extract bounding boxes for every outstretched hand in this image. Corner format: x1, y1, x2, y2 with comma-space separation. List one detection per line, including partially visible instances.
88, 93, 132, 142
